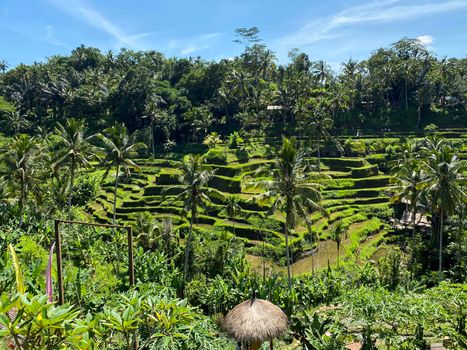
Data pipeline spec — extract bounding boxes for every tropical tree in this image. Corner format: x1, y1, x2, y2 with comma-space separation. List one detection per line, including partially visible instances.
142, 94, 166, 158
391, 163, 426, 240
186, 106, 215, 142
307, 103, 339, 173
224, 195, 242, 236
311, 60, 332, 86
0, 110, 31, 135
0, 135, 42, 226
253, 137, 324, 287
176, 154, 214, 289
54, 118, 97, 220
0, 60, 8, 74
423, 144, 466, 272
97, 122, 146, 224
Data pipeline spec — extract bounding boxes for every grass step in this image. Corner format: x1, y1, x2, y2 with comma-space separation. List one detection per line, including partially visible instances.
323, 187, 388, 199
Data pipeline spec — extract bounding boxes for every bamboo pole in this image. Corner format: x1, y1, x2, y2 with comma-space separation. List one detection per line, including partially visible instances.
53, 219, 134, 304
54, 220, 65, 305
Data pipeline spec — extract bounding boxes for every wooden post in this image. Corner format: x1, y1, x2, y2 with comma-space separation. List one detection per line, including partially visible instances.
53, 219, 136, 304
54, 220, 65, 305
127, 226, 135, 287
269, 339, 273, 350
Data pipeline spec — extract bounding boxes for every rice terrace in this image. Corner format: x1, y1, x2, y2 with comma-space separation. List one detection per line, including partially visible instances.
0, 1, 466, 349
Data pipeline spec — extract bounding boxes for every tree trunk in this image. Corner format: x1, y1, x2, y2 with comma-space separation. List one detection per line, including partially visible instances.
337, 242, 340, 268
151, 122, 155, 159
183, 204, 195, 289
67, 156, 75, 221
18, 180, 25, 227
405, 77, 408, 111
412, 202, 417, 240
285, 198, 292, 288
439, 209, 444, 273
232, 216, 236, 236
317, 137, 321, 174
112, 162, 120, 225
417, 106, 422, 128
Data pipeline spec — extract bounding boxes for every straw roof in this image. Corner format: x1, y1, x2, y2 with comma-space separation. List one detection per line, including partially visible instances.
221, 297, 288, 344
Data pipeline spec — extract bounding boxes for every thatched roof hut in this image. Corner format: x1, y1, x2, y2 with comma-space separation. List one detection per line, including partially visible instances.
222, 295, 288, 349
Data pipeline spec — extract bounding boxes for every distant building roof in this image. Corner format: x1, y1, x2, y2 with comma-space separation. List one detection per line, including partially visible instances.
267, 105, 285, 110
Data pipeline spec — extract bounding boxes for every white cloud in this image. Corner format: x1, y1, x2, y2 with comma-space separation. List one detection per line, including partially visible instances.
169, 32, 222, 55
44, 25, 69, 48
276, 0, 467, 49
181, 44, 210, 55
417, 34, 433, 46
45, 0, 152, 49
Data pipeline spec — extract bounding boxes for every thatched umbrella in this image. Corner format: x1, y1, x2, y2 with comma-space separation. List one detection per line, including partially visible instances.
222, 293, 288, 350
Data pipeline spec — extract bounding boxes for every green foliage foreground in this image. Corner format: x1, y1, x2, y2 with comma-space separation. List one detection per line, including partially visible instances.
0, 219, 466, 349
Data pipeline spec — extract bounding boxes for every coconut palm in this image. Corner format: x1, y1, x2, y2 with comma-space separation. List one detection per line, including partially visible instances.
97, 122, 146, 224
142, 94, 166, 158
253, 137, 324, 287
224, 195, 242, 236
391, 166, 426, 240
423, 145, 466, 272
176, 154, 214, 288
307, 104, 340, 173
0, 60, 8, 73
311, 60, 331, 85
0, 176, 8, 207
0, 135, 42, 226
0, 110, 31, 135
54, 118, 97, 220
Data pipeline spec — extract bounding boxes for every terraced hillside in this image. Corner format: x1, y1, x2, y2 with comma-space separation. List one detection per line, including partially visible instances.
85, 133, 467, 272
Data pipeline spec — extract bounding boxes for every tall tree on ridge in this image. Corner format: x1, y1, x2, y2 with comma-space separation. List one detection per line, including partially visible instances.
98, 122, 146, 224
253, 137, 325, 288
54, 118, 97, 220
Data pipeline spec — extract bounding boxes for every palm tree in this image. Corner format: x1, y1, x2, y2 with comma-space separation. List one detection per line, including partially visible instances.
308, 104, 340, 173
0, 60, 8, 74
253, 137, 324, 288
0, 135, 42, 226
224, 195, 242, 235
0, 110, 31, 135
0, 176, 8, 208
142, 94, 166, 158
331, 221, 345, 268
423, 145, 465, 273
391, 165, 426, 240
311, 60, 331, 85
176, 154, 213, 289
97, 122, 146, 224
54, 118, 97, 220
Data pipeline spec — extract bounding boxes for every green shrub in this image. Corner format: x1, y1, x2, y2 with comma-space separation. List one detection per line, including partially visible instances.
350, 164, 379, 177
228, 131, 243, 149
157, 170, 181, 185
204, 147, 227, 164
320, 157, 366, 170
144, 185, 184, 196
208, 175, 242, 193
72, 176, 99, 206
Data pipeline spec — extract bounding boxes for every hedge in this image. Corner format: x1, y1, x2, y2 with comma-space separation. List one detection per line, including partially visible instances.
204, 148, 228, 165
350, 164, 379, 177
208, 175, 242, 193
157, 171, 181, 185
319, 157, 366, 170
323, 187, 387, 199
215, 221, 283, 242
144, 185, 184, 196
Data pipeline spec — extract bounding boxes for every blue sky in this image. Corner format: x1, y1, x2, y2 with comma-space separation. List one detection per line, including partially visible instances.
1, 0, 466, 70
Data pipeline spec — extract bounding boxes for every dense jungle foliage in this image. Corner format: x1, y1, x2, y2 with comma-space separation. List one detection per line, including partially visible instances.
0, 31, 466, 349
